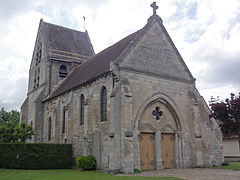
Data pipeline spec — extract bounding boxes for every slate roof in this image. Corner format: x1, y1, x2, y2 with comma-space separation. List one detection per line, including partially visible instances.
42, 21, 95, 57
46, 29, 142, 100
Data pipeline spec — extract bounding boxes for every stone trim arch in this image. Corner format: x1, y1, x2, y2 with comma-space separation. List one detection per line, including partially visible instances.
160, 124, 177, 133
134, 93, 183, 132
139, 123, 157, 133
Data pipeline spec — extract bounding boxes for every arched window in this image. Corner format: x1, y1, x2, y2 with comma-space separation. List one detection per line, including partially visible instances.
101, 86, 107, 122
59, 65, 68, 78
80, 94, 84, 125
48, 117, 51, 141
62, 108, 67, 134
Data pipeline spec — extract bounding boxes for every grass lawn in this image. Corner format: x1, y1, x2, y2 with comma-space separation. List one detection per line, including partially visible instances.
0, 169, 183, 180
212, 162, 240, 170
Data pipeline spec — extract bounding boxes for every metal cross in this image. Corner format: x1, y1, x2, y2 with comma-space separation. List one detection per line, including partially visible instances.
151, 1, 158, 15
152, 106, 163, 120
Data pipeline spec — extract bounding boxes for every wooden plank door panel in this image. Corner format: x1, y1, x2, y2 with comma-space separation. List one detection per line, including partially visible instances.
147, 134, 155, 170
140, 133, 155, 170
162, 133, 175, 168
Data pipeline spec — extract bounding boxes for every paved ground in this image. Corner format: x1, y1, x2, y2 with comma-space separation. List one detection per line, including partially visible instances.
120, 168, 240, 180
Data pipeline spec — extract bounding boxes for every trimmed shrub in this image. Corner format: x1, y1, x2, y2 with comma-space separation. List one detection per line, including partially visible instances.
134, 169, 141, 173
221, 162, 230, 166
76, 155, 96, 170
0, 143, 72, 169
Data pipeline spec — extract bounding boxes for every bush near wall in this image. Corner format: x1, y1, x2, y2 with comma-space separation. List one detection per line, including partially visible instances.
76, 155, 96, 170
0, 143, 72, 169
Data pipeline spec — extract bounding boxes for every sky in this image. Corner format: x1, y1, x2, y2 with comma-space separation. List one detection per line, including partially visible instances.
0, 0, 240, 111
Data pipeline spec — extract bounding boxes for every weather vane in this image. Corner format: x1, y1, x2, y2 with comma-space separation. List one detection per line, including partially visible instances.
83, 16, 86, 31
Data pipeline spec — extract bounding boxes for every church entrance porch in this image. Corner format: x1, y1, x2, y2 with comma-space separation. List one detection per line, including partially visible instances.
135, 94, 184, 171
140, 133, 156, 170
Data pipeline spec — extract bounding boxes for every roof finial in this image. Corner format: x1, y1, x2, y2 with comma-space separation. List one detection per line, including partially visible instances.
150, 1, 158, 15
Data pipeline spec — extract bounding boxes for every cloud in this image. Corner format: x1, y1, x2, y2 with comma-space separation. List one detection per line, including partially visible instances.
0, 77, 27, 111
0, 56, 28, 111
182, 0, 240, 100
0, 0, 240, 110
0, 0, 33, 20
156, 0, 240, 101
0, 10, 42, 111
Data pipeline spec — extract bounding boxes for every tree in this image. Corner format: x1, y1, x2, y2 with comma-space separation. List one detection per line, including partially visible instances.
16, 122, 34, 143
0, 108, 34, 143
209, 93, 240, 149
0, 108, 20, 125
0, 121, 19, 143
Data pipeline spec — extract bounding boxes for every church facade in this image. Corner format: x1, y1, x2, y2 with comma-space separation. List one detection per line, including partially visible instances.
21, 3, 223, 173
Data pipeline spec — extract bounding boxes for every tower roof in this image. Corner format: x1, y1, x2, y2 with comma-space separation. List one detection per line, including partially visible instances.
41, 21, 95, 56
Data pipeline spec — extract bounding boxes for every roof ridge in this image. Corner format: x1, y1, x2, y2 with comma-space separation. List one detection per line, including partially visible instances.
41, 19, 95, 57
114, 23, 151, 65
42, 21, 86, 34
93, 30, 141, 59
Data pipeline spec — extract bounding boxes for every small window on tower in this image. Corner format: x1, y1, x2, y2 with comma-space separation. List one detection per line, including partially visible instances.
38, 42, 42, 63
35, 52, 38, 66
36, 68, 40, 87
59, 65, 68, 78
35, 42, 42, 65
34, 71, 37, 89
39, 49, 42, 63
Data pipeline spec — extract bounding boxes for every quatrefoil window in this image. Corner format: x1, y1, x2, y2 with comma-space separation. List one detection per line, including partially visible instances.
152, 106, 163, 120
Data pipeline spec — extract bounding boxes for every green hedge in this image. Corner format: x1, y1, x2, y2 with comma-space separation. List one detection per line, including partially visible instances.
0, 143, 73, 169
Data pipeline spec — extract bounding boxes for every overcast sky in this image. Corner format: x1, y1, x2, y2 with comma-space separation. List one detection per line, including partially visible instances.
0, 0, 240, 111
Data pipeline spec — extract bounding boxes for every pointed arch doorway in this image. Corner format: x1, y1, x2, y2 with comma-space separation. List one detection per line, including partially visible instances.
136, 94, 183, 170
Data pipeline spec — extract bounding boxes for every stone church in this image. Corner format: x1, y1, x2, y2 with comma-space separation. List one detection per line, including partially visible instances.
21, 2, 223, 173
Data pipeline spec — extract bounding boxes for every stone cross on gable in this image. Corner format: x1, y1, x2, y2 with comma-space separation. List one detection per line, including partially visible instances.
151, 1, 158, 15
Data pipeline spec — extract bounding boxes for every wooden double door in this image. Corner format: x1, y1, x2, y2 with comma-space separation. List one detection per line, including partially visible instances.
140, 133, 175, 170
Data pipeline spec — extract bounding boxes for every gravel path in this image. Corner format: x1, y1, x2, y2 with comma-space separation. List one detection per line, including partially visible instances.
120, 168, 240, 180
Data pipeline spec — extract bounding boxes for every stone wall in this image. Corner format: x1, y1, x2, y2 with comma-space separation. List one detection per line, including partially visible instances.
20, 97, 28, 123
49, 60, 83, 93
23, 27, 49, 142
114, 17, 223, 171
117, 69, 223, 171
43, 74, 115, 170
